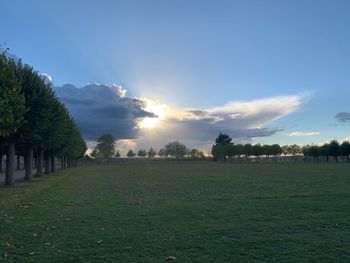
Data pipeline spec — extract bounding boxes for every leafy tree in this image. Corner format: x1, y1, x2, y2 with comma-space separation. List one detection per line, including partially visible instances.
215, 133, 232, 146
328, 140, 340, 162
190, 148, 204, 159
308, 145, 320, 162
340, 141, 350, 162
0, 51, 86, 184
137, 149, 147, 158
252, 144, 263, 158
243, 144, 253, 159
95, 134, 115, 158
158, 148, 166, 157
212, 133, 233, 161
271, 144, 282, 158
281, 145, 289, 156
164, 141, 188, 159
320, 143, 330, 162
148, 148, 156, 158
127, 149, 135, 158
114, 150, 121, 158
0, 54, 26, 185
289, 144, 301, 160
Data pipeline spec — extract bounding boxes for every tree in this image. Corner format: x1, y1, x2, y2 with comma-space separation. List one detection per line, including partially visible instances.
289, 144, 301, 160
158, 148, 166, 158
328, 140, 340, 162
340, 141, 350, 162
164, 141, 188, 159
308, 145, 320, 162
320, 143, 330, 162
190, 149, 204, 159
212, 133, 233, 161
148, 148, 156, 158
127, 149, 135, 158
137, 149, 147, 158
252, 144, 263, 159
271, 144, 282, 159
1, 51, 86, 183
95, 134, 115, 158
282, 145, 289, 156
0, 54, 26, 185
215, 133, 232, 146
243, 144, 253, 159
114, 150, 121, 158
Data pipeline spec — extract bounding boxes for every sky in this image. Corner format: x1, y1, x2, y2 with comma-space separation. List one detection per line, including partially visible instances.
1, 0, 350, 153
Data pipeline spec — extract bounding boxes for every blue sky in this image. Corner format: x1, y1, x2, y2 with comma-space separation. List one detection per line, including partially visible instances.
1, 0, 350, 149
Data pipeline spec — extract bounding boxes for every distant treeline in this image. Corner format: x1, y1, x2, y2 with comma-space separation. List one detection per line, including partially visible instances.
91, 134, 205, 160
91, 133, 350, 163
0, 52, 86, 186
212, 133, 350, 163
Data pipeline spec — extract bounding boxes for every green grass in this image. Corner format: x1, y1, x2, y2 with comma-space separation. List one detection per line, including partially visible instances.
1, 162, 350, 262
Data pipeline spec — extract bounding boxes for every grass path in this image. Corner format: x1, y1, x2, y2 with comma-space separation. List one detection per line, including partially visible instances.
1, 162, 350, 262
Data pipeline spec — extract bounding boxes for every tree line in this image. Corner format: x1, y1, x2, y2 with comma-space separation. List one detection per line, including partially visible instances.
212, 133, 350, 162
0, 52, 87, 185
91, 134, 205, 160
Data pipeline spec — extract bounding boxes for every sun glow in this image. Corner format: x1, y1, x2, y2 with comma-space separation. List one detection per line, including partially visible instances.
139, 117, 159, 128
138, 99, 167, 129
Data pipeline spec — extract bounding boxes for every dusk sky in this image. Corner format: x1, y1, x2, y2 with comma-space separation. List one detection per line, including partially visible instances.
1, 0, 350, 152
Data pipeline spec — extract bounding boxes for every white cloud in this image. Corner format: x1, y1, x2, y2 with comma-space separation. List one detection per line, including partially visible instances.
131, 94, 306, 150
41, 73, 53, 84
289, 131, 320, 137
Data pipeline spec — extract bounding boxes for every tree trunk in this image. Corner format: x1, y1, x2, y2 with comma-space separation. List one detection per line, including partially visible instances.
24, 145, 33, 180
34, 156, 38, 169
0, 154, 2, 173
61, 156, 64, 169
17, 154, 21, 170
50, 154, 55, 173
36, 148, 44, 177
44, 152, 50, 174
5, 141, 15, 186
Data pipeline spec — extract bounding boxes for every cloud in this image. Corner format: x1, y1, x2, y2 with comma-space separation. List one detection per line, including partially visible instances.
54, 82, 306, 151
41, 73, 53, 84
335, 112, 350, 122
288, 131, 320, 137
133, 95, 304, 151
54, 83, 155, 140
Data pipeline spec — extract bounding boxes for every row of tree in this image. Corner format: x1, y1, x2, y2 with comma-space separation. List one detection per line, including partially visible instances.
91, 134, 205, 159
0, 52, 86, 185
302, 140, 350, 162
212, 133, 350, 162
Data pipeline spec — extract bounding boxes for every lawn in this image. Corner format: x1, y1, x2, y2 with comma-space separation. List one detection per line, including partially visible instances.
1, 161, 350, 262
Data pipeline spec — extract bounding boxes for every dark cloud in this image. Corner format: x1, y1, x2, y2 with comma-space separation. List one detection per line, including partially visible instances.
335, 112, 350, 122
54, 83, 155, 140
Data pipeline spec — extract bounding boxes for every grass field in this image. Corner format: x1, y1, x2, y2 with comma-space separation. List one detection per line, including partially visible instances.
1, 161, 350, 262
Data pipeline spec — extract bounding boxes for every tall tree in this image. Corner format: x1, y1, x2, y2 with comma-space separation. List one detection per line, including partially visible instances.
215, 133, 232, 146
94, 134, 115, 159
148, 148, 156, 158
340, 141, 350, 162
328, 140, 340, 162
0, 54, 26, 185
